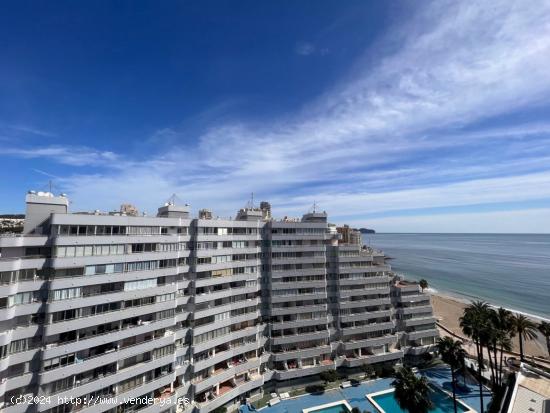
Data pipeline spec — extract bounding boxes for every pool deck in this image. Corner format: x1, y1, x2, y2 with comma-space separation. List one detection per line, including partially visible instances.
241, 366, 492, 413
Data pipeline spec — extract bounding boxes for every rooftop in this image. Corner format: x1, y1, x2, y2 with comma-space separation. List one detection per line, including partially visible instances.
508, 363, 550, 413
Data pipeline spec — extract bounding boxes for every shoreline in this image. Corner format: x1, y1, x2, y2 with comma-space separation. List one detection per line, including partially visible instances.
427, 288, 550, 323
430, 292, 549, 359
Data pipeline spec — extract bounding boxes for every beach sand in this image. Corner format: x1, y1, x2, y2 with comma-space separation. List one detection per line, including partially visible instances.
431, 293, 549, 359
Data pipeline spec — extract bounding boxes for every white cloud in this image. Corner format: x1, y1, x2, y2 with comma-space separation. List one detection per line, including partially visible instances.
5, 0, 550, 231
2, 124, 57, 137
1, 146, 119, 166
295, 41, 316, 56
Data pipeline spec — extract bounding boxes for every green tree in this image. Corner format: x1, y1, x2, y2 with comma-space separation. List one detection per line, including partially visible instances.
319, 369, 338, 383
419, 279, 428, 292
538, 321, 550, 357
512, 314, 538, 362
392, 367, 433, 413
488, 308, 514, 387
437, 337, 466, 413
361, 362, 374, 379
460, 300, 490, 413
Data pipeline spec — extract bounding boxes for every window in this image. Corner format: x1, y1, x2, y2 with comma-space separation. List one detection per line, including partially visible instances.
8, 292, 37, 306
124, 278, 156, 291
52, 309, 77, 323
50, 287, 81, 301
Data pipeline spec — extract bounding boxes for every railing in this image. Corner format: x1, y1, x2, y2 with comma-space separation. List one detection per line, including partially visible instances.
0, 255, 48, 262
46, 316, 178, 348
192, 356, 259, 384
42, 332, 172, 373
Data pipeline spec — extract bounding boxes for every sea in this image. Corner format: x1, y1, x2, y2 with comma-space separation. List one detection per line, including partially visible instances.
365, 233, 550, 320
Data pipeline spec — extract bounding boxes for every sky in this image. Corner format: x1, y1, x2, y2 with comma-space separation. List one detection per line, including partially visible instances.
1, 0, 550, 233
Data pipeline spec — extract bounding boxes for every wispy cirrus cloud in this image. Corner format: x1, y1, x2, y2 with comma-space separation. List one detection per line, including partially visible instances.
1, 146, 118, 167
9, 125, 57, 137
295, 41, 316, 56
0, 123, 57, 138
4, 0, 550, 231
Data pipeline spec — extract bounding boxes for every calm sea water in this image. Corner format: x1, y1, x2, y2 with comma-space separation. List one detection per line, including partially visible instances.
366, 234, 550, 319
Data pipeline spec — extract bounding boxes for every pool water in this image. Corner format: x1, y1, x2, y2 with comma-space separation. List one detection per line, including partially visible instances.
371, 387, 469, 413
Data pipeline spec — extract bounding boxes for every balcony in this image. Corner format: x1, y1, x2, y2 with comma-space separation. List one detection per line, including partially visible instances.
337, 276, 389, 286
193, 311, 259, 336
338, 297, 390, 309
397, 305, 433, 315
340, 309, 392, 323
271, 345, 332, 361
270, 330, 329, 345
39, 334, 174, 383
394, 294, 430, 304
270, 256, 326, 266
273, 361, 335, 380
193, 326, 258, 353
192, 357, 262, 393
194, 285, 258, 304
195, 375, 264, 413
405, 344, 437, 356
342, 334, 398, 351
342, 350, 404, 367
401, 316, 436, 328
193, 297, 259, 319
338, 287, 390, 298
269, 268, 327, 279
404, 329, 439, 341
271, 245, 325, 253
45, 353, 175, 402
270, 317, 329, 330
192, 341, 260, 372
270, 303, 327, 316
270, 291, 327, 304
43, 318, 176, 359
194, 272, 258, 288
341, 321, 394, 336
269, 280, 326, 290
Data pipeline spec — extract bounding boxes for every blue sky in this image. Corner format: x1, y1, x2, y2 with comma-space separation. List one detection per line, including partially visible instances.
1, 0, 550, 232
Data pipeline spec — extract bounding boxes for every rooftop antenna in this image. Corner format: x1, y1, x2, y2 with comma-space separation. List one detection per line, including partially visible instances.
41, 179, 57, 194
165, 193, 183, 206
245, 192, 255, 209
309, 201, 318, 213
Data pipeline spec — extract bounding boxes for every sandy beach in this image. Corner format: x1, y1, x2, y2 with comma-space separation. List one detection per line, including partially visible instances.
431, 293, 549, 359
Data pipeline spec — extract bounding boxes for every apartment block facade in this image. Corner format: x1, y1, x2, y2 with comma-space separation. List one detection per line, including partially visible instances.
0, 192, 438, 413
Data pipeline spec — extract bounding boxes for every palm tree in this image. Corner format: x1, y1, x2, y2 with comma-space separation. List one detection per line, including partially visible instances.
489, 308, 514, 387
538, 321, 550, 357
437, 337, 466, 413
512, 314, 538, 362
419, 279, 428, 292
460, 301, 490, 413
392, 367, 433, 413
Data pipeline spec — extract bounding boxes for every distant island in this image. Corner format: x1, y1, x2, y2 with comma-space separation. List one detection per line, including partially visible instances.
358, 227, 375, 234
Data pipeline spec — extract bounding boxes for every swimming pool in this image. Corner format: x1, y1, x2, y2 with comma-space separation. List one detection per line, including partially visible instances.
368, 386, 474, 413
